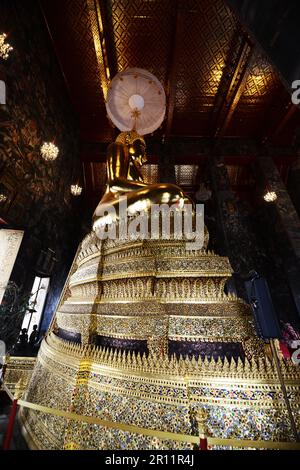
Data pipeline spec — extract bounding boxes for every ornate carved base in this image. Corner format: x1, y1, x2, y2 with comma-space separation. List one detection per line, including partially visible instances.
19, 227, 300, 450
20, 334, 300, 450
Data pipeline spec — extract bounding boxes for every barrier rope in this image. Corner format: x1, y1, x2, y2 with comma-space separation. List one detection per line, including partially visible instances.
3, 384, 300, 450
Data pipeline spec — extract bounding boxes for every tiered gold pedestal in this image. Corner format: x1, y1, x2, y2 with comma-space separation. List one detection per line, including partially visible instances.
20, 230, 300, 449
52, 230, 260, 355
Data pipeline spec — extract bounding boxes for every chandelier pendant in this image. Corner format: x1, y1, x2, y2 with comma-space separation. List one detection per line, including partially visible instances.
40, 142, 59, 161
0, 33, 13, 60
70, 184, 82, 196
264, 191, 277, 202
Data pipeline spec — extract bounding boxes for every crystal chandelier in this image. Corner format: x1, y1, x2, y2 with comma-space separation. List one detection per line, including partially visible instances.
0, 33, 13, 60
0, 183, 7, 203
70, 184, 82, 196
40, 142, 59, 161
263, 191, 277, 202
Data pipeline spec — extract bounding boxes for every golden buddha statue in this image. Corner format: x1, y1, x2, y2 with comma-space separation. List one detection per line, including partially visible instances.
15, 69, 300, 451
16, 129, 300, 450
92, 130, 191, 233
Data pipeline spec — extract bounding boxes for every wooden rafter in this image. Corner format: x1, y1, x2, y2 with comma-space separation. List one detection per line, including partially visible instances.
212, 30, 254, 138
165, 0, 183, 139
263, 102, 298, 144
87, 0, 113, 100
274, 104, 297, 136
259, 74, 300, 145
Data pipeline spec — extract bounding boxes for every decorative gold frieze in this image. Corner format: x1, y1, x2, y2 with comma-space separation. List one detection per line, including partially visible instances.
44, 334, 300, 382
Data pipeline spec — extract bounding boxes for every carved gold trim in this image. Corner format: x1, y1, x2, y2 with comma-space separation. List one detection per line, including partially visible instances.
69, 271, 233, 288
45, 334, 300, 383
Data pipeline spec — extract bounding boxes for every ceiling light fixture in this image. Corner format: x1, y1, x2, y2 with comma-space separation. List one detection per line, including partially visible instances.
0, 183, 8, 203
40, 142, 59, 161
0, 33, 13, 60
263, 191, 277, 202
70, 184, 82, 196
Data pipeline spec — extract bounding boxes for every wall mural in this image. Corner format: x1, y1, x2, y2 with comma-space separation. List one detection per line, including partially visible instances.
0, 229, 24, 303
0, 0, 84, 334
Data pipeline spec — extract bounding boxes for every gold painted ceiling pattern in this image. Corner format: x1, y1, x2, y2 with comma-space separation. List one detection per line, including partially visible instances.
40, 0, 300, 196
109, 0, 174, 86
41, 0, 298, 142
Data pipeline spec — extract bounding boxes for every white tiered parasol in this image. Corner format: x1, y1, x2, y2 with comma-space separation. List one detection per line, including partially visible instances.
106, 68, 166, 135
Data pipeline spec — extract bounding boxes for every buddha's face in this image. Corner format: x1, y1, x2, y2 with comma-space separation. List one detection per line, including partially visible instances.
128, 139, 147, 167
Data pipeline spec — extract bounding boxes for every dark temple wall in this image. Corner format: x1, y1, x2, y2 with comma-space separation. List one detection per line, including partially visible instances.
0, 0, 83, 333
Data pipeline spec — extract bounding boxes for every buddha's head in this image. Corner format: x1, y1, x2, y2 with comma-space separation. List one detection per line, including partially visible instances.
128, 139, 147, 168
116, 131, 147, 167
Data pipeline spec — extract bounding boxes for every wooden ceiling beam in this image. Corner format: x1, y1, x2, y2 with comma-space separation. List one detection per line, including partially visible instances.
274, 104, 297, 136
262, 100, 298, 144
96, 0, 118, 77
165, 0, 184, 139
212, 31, 254, 138
87, 0, 116, 100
